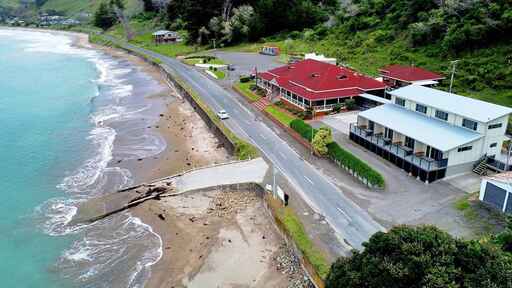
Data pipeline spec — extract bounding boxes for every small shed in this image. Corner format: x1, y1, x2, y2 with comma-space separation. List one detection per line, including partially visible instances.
260, 46, 280, 56
479, 172, 512, 214
152, 30, 179, 44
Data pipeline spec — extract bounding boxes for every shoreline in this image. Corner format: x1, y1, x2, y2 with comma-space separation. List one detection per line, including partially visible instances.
6, 28, 307, 287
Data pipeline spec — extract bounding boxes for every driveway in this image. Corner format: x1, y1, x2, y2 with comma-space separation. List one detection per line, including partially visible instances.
318, 111, 359, 135
212, 51, 282, 83
312, 119, 484, 238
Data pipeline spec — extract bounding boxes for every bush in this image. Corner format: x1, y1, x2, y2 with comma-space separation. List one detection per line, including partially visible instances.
312, 127, 333, 155
290, 119, 317, 142
240, 75, 251, 83
326, 225, 512, 288
345, 98, 356, 110
327, 142, 384, 188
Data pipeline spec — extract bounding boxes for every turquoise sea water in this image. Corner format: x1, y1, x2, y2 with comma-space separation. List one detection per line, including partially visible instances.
0, 30, 164, 288
0, 30, 97, 287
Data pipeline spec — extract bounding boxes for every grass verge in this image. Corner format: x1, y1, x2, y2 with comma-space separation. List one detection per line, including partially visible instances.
454, 192, 508, 236
268, 196, 330, 279
233, 80, 261, 102
264, 105, 297, 127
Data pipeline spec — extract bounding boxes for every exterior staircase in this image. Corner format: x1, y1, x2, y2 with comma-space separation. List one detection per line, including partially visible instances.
473, 157, 488, 176
253, 97, 270, 111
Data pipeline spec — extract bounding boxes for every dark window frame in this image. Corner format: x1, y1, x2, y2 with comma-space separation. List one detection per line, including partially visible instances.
457, 146, 473, 152
395, 97, 405, 107
435, 110, 448, 121
462, 118, 478, 131
488, 123, 503, 130
490, 143, 498, 148
416, 104, 427, 114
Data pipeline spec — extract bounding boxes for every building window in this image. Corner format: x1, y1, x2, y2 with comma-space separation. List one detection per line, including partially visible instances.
416, 104, 427, 114
405, 136, 415, 149
488, 123, 503, 130
435, 110, 448, 121
490, 143, 498, 148
395, 97, 405, 107
457, 146, 473, 152
462, 118, 478, 131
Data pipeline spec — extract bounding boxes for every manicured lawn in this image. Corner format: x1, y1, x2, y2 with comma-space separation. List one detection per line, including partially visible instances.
233, 80, 261, 102
265, 105, 297, 126
184, 57, 226, 66
129, 32, 203, 57
207, 69, 226, 80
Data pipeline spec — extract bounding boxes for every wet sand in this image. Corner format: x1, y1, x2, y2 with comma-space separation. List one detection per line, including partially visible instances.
70, 31, 307, 287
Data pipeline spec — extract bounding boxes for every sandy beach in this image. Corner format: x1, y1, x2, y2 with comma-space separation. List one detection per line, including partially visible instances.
56, 32, 314, 287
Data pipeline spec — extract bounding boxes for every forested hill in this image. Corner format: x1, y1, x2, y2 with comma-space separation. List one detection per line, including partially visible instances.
152, 0, 512, 107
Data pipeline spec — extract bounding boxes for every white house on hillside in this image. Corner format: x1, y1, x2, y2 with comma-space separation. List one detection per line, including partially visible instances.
350, 85, 512, 182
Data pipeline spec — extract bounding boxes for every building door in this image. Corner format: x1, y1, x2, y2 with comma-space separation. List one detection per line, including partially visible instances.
385, 128, 393, 139
483, 182, 507, 211
368, 121, 375, 131
405, 136, 415, 149
426, 146, 443, 160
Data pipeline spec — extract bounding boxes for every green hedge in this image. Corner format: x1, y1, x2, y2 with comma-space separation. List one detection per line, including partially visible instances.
290, 119, 317, 142
290, 119, 384, 188
327, 142, 385, 188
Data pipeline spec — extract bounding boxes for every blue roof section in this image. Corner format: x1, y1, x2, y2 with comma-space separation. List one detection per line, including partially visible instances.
389, 85, 512, 123
359, 104, 483, 152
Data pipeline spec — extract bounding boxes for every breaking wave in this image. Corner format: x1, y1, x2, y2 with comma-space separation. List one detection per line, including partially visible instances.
23, 29, 166, 288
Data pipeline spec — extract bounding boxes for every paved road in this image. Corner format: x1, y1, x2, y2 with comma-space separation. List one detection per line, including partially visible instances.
106, 37, 384, 250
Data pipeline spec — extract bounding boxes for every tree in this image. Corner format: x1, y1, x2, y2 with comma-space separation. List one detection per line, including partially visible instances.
326, 225, 512, 288
93, 1, 117, 30
142, 0, 156, 12
312, 127, 332, 155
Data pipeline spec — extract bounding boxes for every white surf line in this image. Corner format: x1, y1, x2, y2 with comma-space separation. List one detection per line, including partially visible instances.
304, 176, 314, 185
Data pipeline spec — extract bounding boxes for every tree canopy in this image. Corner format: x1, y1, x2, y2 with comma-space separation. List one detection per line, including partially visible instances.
326, 225, 512, 288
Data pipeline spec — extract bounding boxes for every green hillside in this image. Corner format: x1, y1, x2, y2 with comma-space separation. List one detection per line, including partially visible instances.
41, 0, 140, 16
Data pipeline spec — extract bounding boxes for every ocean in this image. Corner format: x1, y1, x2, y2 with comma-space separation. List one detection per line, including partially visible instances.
0, 29, 166, 287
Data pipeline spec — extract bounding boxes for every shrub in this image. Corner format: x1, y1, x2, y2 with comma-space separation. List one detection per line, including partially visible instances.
345, 98, 356, 110
312, 127, 333, 155
327, 142, 384, 188
290, 119, 317, 142
240, 75, 251, 83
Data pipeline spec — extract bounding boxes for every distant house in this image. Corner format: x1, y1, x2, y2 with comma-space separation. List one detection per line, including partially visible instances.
152, 30, 180, 44
479, 173, 512, 214
260, 46, 280, 56
351, 85, 512, 183
379, 65, 445, 88
257, 59, 387, 114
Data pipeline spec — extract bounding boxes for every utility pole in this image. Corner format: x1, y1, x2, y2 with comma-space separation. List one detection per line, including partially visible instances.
311, 109, 315, 155
449, 60, 459, 94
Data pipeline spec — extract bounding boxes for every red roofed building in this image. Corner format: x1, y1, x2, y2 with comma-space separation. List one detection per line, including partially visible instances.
257, 59, 387, 113
379, 65, 445, 88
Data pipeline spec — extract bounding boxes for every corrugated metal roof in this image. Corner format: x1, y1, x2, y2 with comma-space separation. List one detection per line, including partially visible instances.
380, 64, 444, 82
359, 104, 483, 152
389, 85, 512, 123
259, 59, 387, 100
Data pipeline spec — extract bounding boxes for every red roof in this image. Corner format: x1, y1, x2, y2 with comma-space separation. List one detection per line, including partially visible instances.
258, 59, 386, 101
379, 64, 444, 83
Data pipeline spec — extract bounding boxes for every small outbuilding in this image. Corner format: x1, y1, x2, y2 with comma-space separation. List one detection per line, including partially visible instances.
152, 30, 180, 44
479, 172, 512, 214
379, 64, 445, 88
260, 46, 280, 56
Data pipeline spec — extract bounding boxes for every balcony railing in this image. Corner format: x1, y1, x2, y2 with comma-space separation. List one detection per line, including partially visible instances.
486, 156, 512, 172
350, 124, 448, 171
313, 104, 337, 112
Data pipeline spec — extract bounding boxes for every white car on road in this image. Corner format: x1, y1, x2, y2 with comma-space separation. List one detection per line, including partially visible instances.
217, 110, 230, 120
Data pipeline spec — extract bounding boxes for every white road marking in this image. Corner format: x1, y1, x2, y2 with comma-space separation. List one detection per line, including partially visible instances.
336, 207, 350, 221
304, 176, 314, 185
259, 133, 267, 140
279, 151, 287, 159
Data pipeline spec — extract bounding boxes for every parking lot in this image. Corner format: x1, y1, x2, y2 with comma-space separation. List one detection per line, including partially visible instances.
212, 51, 282, 83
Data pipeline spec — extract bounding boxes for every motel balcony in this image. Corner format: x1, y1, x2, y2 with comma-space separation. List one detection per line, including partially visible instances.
350, 124, 449, 172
